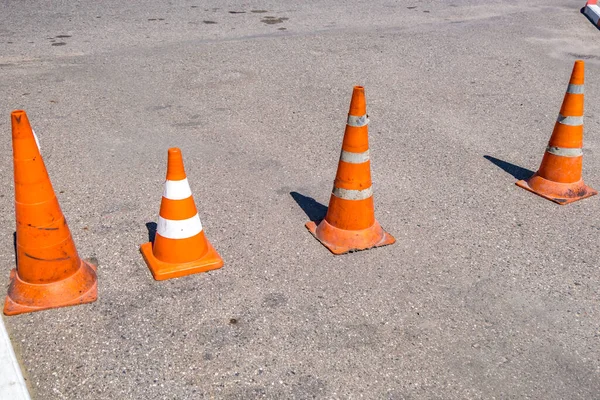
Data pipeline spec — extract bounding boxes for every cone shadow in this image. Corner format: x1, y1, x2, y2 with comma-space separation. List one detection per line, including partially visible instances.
12, 231, 17, 267
290, 192, 327, 222
484, 155, 534, 180
146, 222, 157, 243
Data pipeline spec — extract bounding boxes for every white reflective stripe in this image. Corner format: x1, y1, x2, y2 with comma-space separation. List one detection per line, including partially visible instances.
340, 149, 370, 164
546, 146, 583, 157
566, 84, 584, 94
163, 178, 192, 200
556, 114, 583, 126
332, 186, 373, 200
157, 214, 203, 239
32, 129, 41, 152
347, 114, 369, 127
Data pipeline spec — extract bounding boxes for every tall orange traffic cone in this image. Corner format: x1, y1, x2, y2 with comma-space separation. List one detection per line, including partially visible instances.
516, 60, 597, 204
306, 86, 395, 254
140, 148, 223, 280
4, 110, 98, 316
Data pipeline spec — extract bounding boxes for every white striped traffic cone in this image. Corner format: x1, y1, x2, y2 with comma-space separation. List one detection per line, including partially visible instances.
516, 60, 597, 204
140, 148, 223, 280
305, 86, 395, 254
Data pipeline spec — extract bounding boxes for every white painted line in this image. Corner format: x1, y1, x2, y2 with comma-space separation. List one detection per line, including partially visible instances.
0, 317, 31, 400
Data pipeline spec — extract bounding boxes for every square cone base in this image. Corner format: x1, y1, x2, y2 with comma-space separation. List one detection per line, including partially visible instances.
140, 241, 223, 281
516, 178, 598, 205
305, 219, 395, 255
3, 260, 98, 316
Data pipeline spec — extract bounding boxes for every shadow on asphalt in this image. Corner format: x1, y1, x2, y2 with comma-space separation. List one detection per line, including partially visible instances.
290, 192, 327, 222
145, 222, 157, 243
12, 231, 17, 267
484, 155, 534, 180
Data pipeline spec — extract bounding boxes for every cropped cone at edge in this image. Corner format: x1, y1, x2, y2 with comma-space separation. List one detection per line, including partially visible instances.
516, 60, 597, 204
140, 148, 223, 280
4, 110, 98, 316
306, 86, 395, 254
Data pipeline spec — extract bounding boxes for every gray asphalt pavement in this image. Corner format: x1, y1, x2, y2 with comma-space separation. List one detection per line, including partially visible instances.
1, 0, 599, 398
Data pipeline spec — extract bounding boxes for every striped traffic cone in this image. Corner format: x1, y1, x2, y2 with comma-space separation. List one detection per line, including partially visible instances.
306, 86, 395, 254
5, 110, 98, 316
140, 148, 223, 280
583, 1, 600, 28
516, 60, 597, 204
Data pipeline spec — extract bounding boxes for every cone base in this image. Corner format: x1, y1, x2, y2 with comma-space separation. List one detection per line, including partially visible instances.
140, 241, 223, 281
3, 260, 98, 316
516, 174, 597, 205
305, 219, 395, 255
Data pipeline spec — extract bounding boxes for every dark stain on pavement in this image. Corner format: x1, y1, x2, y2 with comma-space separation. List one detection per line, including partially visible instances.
568, 53, 600, 60
262, 293, 288, 308
203, 20, 217, 24
261, 16, 289, 24
172, 121, 202, 128
146, 104, 172, 111
251, 10, 268, 13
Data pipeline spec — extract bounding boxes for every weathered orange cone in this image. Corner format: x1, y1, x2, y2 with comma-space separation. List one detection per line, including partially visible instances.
140, 148, 223, 280
4, 110, 98, 316
517, 60, 597, 204
306, 86, 395, 254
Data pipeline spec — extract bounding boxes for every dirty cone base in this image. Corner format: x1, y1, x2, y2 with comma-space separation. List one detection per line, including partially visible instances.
3, 260, 98, 316
516, 176, 597, 205
305, 220, 395, 255
140, 241, 223, 280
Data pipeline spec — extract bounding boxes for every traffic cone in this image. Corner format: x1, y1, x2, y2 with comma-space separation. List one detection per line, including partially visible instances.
4, 110, 98, 316
306, 86, 395, 254
140, 148, 223, 280
516, 60, 597, 204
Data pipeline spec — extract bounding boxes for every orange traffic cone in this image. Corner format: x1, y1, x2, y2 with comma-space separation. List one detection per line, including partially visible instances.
4, 110, 98, 316
516, 60, 597, 204
140, 148, 223, 280
306, 86, 395, 254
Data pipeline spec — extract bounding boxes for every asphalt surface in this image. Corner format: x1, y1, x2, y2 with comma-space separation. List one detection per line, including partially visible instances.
1, 0, 599, 399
